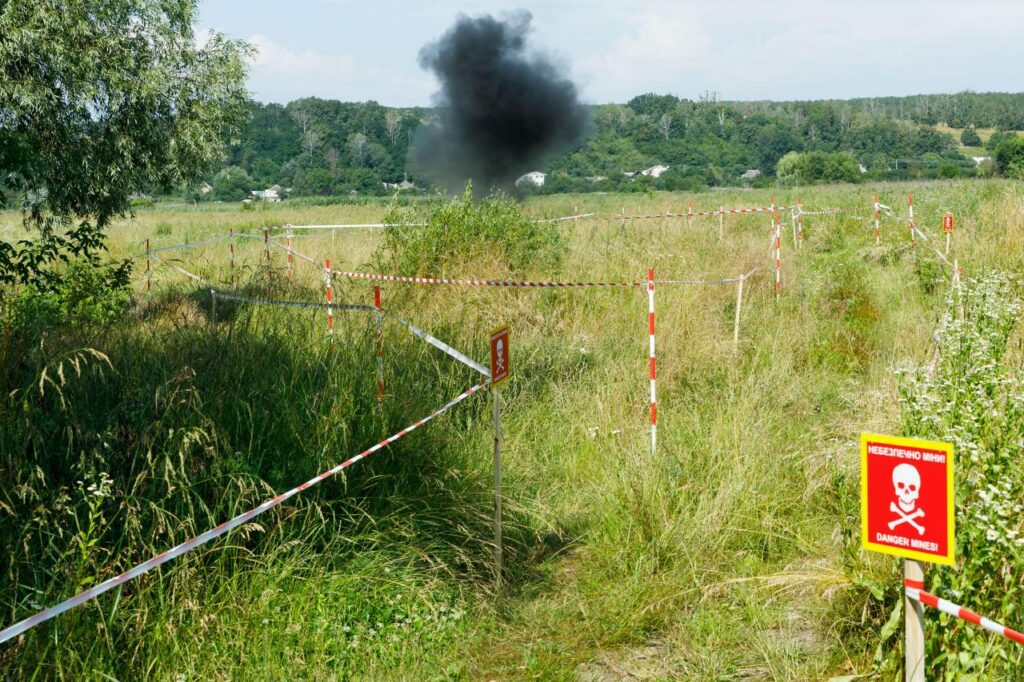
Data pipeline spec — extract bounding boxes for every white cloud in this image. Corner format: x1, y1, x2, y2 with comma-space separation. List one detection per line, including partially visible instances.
579, 8, 716, 101
249, 33, 354, 78
244, 33, 434, 105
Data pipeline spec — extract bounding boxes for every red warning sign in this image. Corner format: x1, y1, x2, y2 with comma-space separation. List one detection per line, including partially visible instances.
490, 327, 510, 387
943, 213, 954, 233
861, 433, 955, 565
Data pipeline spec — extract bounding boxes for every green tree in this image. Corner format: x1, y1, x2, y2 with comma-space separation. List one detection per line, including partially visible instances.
994, 137, 1024, 179
960, 127, 982, 147
212, 166, 253, 201
0, 0, 250, 285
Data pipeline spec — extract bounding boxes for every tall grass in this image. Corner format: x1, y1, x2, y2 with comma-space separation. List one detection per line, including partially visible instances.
1, 179, 1022, 679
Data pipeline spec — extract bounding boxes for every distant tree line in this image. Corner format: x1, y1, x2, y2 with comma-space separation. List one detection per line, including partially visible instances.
200, 91, 1024, 200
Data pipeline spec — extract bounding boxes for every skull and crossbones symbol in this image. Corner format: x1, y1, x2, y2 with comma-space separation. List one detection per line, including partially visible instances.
888, 463, 925, 534
495, 339, 505, 372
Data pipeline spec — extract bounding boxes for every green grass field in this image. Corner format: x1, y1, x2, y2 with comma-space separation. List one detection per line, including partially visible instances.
1, 180, 1023, 679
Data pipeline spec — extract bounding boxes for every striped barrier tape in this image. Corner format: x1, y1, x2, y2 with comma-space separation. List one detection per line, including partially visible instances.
270, 238, 320, 267
905, 579, 1024, 646
912, 226, 958, 270
210, 290, 376, 314
0, 380, 489, 646
150, 254, 214, 286
150, 236, 229, 254
208, 291, 488, 377
337, 271, 644, 288
334, 270, 750, 288
390, 313, 491, 377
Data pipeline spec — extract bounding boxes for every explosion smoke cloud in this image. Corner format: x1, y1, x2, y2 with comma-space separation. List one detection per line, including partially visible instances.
410, 11, 589, 196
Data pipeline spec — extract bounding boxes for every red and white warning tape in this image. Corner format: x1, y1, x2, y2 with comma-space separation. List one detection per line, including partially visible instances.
905, 579, 1024, 646
0, 380, 488, 645
336, 271, 644, 288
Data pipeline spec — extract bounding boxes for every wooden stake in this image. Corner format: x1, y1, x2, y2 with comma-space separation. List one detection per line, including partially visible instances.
375, 285, 383, 407
733, 273, 745, 351
905, 559, 926, 682
229, 229, 235, 288
145, 238, 151, 310
264, 226, 270, 262
492, 385, 503, 590
719, 206, 724, 241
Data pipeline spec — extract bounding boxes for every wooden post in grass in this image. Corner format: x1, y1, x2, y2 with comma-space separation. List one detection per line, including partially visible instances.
908, 195, 916, 264
719, 206, 724, 241
905, 559, 926, 682
874, 196, 881, 246
229, 228, 235, 288
286, 225, 293, 278
145, 238, 151, 310
375, 285, 383, 407
733, 272, 746, 351
325, 259, 334, 351
264, 226, 270, 262
210, 289, 216, 328
489, 327, 510, 590
796, 197, 804, 250
492, 385, 503, 590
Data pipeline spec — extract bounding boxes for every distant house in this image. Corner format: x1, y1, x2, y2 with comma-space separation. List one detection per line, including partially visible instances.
383, 179, 417, 191
971, 156, 992, 167
640, 164, 669, 178
515, 171, 546, 187
250, 187, 282, 202
585, 176, 607, 182
740, 169, 762, 180
859, 164, 868, 174
199, 182, 213, 195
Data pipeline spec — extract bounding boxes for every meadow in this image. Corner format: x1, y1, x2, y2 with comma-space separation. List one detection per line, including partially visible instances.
1, 180, 1022, 679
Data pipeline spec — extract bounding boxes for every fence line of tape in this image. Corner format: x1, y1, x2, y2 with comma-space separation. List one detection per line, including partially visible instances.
390, 313, 491, 378
210, 290, 377, 314
905, 580, 1024, 646
0, 380, 489, 646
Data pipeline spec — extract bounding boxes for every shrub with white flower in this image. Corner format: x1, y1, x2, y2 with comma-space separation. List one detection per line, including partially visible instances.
892, 272, 1024, 677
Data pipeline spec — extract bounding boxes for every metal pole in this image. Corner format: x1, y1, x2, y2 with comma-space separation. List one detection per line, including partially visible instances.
733, 273, 745, 351
905, 559, 926, 681
492, 385, 503, 590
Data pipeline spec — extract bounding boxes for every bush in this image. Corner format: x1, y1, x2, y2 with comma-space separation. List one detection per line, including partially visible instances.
378, 186, 565, 275
994, 137, 1024, 179
3, 258, 132, 335
960, 127, 982, 147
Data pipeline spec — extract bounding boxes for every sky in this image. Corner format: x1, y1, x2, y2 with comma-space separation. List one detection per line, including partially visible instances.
196, 0, 1024, 107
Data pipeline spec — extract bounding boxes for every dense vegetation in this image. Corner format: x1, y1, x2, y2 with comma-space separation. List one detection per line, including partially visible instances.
213, 92, 1024, 199
0, 0, 250, 285
2, 180, 1023, 679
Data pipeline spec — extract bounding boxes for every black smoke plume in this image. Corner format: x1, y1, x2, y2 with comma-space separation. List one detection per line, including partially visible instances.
410, 11, 589, 196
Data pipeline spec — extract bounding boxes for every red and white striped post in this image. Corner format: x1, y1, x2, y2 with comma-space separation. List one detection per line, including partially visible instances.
325, 259, 334, 350
874, 196, 881, 245
647, 268, 657, 455
229, 228, 235, 287
374, 285, 383, 406
774, 212, 782, 299
908, 195, 916, 263
286, 225, 293, 278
